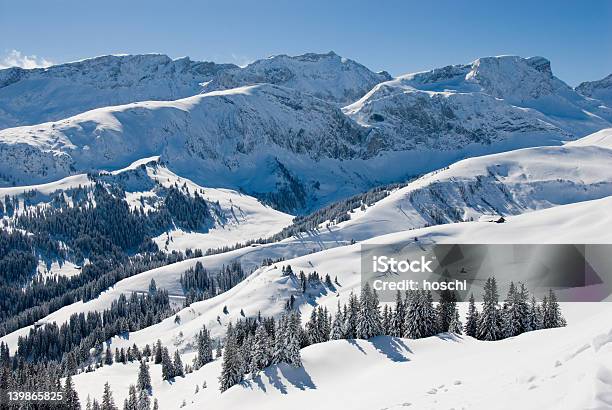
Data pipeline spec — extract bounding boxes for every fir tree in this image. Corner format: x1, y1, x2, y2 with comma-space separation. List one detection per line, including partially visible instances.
543, 289, 565, 328
449, 309, 463, 334
127, 385, 137, 410
173, 350, 184, 377
391, 290, 405, 337
195, 325, 213, 368
161, 347, 173, 381
137, 360, 152, 392
527, 295, 542, 331
343, 292, 358, 338
152, 399, 159, 410
286, 311, 303, 367
464, 293, 479, 337
154, 340, 162, 364
64, 375, 80, 410
101, 382, 118, 410
403, 290, 438, 339
104, 347, 113, 366
477, 277, 503, 341
357, 283, 382, 339
436, 287, 457, 333
219, 324, 243, 392
250, 324, 271, 374
137, 389, 150, 410
329, 302, 344, 340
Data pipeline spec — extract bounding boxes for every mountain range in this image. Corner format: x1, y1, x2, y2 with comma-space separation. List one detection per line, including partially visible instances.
1, 52, 611, 213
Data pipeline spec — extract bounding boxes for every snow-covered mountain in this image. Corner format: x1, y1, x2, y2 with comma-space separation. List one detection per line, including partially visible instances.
347, 55, 612, 139
0, 54, 238, 129
576, 72, 612, 107
202, 51, 392, 106
4, 128, 612, 352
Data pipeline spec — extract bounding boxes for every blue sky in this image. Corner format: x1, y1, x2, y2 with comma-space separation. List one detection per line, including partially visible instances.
1, 0, 610, 85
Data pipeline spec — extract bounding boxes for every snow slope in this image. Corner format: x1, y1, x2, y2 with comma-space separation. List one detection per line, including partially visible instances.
0, 156, 292, 251
5, 192, 611, 353
0, 54, 237, 129
192, 307, 612, 410
67, 302, 612, 410
4, 126, 612, 349
0, 82, 575, 213
565, 127, 612, 150
202, 51, 392, 106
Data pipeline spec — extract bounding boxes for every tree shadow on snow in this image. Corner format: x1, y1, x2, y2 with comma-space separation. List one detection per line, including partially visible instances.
436, 332, 463, 342
369, 336, 412, 362
246, 363, 316, 394
346, 339, 367, 355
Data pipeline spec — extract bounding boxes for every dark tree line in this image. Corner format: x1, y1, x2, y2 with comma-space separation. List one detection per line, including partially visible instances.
0, 179, 216, 336
14, 287, 172, 370
0, 252, 189, 337
181, 261, 246, 305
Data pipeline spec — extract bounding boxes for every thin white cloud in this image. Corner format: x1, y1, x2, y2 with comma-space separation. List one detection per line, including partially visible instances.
0, 49, 53, 69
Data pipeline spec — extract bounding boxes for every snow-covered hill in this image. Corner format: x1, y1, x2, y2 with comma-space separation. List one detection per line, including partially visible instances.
0, 54, 237, 130
346, 55, 612, 139
0, 156, 292, 252
4, 128, 612, 350
576, 73, 612, 107
0, 84, 574, 213
202, 51, 392, 106
60, 198, 612, 409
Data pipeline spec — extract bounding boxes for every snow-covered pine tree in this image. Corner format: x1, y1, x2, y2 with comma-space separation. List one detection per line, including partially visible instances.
250, 324, 272, 374
127, 385, 137, 410
449, 308, 463, 334
543, 289, 566, 328
391, 290, 405, 337
382, 304, 392, 335
219, 324, 243, 392
476, 277, 503, 341
195, 325, 213, 369
101, 382, 118, 410
154, 340, 162, 364
137, 388, 150, 410
137, 360, 151, 392
272, 313, 288, 364
319, 306, 331, 342
343, 292, 359, 338
286, 311, 303, 367
357, 283, 382, 339
330, 301, 344, 340
104, 346, 113, 365
161, 347, 173, 380
63, 375, 80, 410
305, 308, 319, 344
464, 293, 479, 337
404, 290, 439, 339
436, 287, 457, 333
238, 333, 252, 375
527, 295, 542, 331
173, 350, 184, 377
